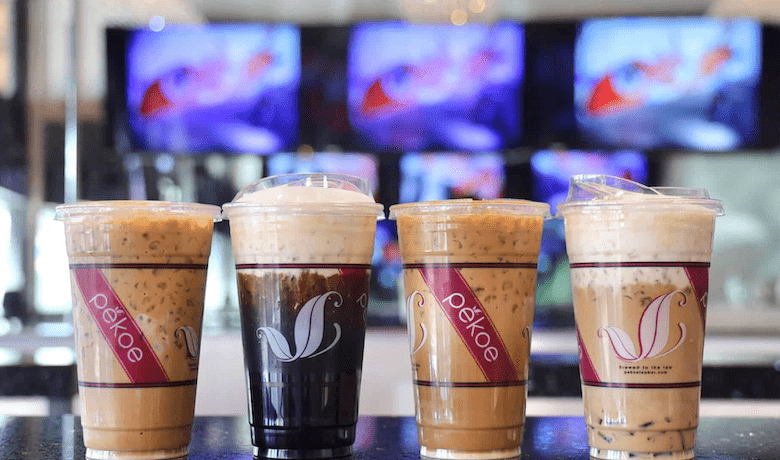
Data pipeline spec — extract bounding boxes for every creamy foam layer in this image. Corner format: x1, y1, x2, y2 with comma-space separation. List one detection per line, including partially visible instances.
237, 186, 375, 204
560, 179, 719, 264
228, 183, 378, 265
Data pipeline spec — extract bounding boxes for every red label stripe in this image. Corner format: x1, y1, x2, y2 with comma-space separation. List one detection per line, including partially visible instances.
72, 268, 169, 384
583, 381, 701, 389
404, 262, 537, 269
79, 379, 196, 388
570, 262, 710, 268
236, 263, 372, 270
70, 263, 207, 270
414, 380, 526, 388
418, 266, 519, 383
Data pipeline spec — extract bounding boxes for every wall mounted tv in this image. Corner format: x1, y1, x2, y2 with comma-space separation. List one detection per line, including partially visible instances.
347, 22, 524, 153
574, 18, 778, 151
108, 24, 301, 155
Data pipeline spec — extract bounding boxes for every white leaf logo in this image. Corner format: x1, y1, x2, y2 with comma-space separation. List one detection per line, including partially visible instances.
599, 290, 687, 363
176, 325, 200, 360
406, 291, 427, 355
257, 291, 343, 362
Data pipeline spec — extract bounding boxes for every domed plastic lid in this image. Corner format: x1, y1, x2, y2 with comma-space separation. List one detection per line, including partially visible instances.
389, 198, 551, 220
556, 174, 724, 216
222, 173, 385, 219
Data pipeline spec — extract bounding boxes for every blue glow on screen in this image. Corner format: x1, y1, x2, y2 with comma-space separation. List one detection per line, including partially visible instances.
399, 152, 505, 203
348, 22, 523, 152
575, 18, 761, 151
126, 24, 300, 154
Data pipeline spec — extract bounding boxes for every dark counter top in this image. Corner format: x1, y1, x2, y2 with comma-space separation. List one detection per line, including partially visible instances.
1, 416, 779, 459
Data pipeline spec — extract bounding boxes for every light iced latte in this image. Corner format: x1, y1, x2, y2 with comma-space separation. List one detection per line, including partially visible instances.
57, 201, 220, 460
391, 200, 548, 460
558, 175, 723, 460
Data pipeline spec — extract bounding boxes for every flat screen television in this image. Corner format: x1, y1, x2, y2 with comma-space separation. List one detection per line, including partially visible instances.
530, 150, 648, 325
575, 18, 762, 151
347, 22, 524, 152
112, 24, 301, 155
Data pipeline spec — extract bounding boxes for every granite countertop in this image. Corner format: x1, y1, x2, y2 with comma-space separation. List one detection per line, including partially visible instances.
1, 415, 780, 459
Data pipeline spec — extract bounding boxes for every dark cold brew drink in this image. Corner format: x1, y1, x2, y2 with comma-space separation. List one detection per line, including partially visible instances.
223, 174, 382, 459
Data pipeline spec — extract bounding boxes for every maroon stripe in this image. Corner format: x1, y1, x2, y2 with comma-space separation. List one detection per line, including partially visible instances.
79, 379, 196, 389
404, 262, 537, 269
72, 268, 169, 384
418, 266, 519, 383
571, 262, 710, 269
583, 380, 700, 389
70, 263, 207, 270
415, 380, 527, 388
236, 263, 372, 270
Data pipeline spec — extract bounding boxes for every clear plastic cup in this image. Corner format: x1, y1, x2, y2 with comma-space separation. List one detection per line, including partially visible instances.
56, 201, 221, 460
557, 175, 724, 460
390, 199, 550, 460
222, 173, 383, 459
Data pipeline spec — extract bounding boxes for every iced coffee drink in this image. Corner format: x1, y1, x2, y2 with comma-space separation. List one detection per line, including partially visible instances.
558, 175, 723, 460
222, 173, 383, 460
57, 201, 220, 460
390, 200, 549, 459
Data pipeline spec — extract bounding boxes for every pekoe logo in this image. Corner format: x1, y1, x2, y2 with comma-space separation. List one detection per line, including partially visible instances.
176, 326, 200, 371
599, 290, 688, 363
440, 293, 502, 363
418, 266, 519, 383
257, 291, 343, 363
88, 293, 144, 363
73, 268, 169, 383
406, 291, 427, 355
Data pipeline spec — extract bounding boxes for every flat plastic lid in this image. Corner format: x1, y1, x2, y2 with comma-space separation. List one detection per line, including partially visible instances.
389, 199, 551, 220
556, 174, 724, 216
222, 173, 385, 218
55, 200, 222, 222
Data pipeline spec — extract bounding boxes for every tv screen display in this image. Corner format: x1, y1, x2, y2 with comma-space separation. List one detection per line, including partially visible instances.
265, 152, 379, 198
530, 150, 648, 322
125, 24, 300, 154
399, 152, 505, 203
523, 23, 577, 147
575, 18, 761, 151
299, 27, 351, 150
348, 22, 524, 152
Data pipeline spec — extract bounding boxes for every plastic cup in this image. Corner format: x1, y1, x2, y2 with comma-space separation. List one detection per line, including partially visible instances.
390, 199, 549, 460
557, 175, 724, 460
56, 201, 221, 460
222, 173, 383, 459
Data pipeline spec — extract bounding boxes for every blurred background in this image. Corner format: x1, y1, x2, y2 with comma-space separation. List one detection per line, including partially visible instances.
1, 0, 780, 419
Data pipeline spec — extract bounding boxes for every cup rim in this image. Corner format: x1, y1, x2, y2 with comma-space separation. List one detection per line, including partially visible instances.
388, 199, 551, 220
54, 200, 223, 222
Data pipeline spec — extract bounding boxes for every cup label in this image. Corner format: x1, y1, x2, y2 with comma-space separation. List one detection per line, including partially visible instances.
404, 263, 535, 386
72, 267, 170, 384
570, 262, 709, 388
236, 263, 370, 367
